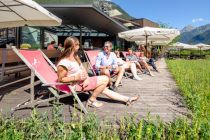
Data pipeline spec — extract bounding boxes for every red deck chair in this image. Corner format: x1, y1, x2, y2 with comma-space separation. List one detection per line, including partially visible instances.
11, 46, 88, 114
84, 50, 99, 76
84, 50, 123, 84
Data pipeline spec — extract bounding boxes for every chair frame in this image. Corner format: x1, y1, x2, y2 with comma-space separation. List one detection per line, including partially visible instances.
11, 46, 88, 114
83, 50, 98, 76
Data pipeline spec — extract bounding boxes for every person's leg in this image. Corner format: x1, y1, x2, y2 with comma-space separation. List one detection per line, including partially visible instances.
86, 76, 139, 106
100, 68, 112, 85
87, 75, 109, 107
140, 61, 154, 76
130, 63, 142, 80
148, 58, 158, 72
124, 62, 131, 69
135, 62, 143, 72
102, 88, 139, 104
89, 75, 109, 101
114, 66, 125, 87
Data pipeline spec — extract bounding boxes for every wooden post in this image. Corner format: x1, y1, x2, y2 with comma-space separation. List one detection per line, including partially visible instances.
79, 26, 82, 49
40, 27, 45, 49
30, 70, 35, 108
145, 35, 148, 57
0, 48, 7, 81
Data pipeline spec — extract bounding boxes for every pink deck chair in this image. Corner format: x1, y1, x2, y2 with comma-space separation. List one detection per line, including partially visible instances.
11, 46, 88, 114
84, 50, 99, 76
84, 50, 124, 85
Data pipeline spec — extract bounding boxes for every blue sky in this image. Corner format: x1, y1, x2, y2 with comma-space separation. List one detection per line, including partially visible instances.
111, 0, 210, 29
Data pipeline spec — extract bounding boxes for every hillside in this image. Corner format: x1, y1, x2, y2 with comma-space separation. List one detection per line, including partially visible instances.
180, 25, 195, 33
189, 29, 210, 44
180, 24, 210, 44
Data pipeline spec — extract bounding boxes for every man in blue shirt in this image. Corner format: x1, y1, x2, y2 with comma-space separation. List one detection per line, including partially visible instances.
95, 41, 125, 91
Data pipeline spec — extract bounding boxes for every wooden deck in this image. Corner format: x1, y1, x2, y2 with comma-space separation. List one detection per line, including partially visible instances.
0, 58, 189, 122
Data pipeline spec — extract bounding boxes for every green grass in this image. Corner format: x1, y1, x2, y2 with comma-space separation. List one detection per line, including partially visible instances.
166, 58, 210, 138
166, 58, 210, 116
0, 59, 210, 139
168, 49, 210, 55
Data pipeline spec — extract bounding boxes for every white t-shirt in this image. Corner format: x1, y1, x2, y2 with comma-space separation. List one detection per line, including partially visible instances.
57, 59, 83, 77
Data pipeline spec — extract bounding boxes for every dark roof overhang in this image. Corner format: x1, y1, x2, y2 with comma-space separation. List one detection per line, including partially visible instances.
42, 5, 128, 36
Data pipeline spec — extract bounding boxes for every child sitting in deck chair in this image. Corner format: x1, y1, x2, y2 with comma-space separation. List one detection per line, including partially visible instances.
57, 36, 139, 108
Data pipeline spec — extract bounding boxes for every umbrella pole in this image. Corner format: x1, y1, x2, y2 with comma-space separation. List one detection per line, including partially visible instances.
145, 35, 148, 57
79, 25, 82, 49
200, 48, 201, 56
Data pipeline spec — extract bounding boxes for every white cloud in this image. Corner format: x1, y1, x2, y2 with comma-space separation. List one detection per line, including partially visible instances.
192, 18, 204, 23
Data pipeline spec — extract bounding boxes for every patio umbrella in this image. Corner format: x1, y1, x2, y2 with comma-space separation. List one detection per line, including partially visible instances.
168, 42, 190, 49
0, 0, 62, 28
118, 27, 180, 56
182, 44, 198, 50
136, 40, 169, 46
194, 43, 210, 55
195, 43, 210, 50
168, 42, 191, 57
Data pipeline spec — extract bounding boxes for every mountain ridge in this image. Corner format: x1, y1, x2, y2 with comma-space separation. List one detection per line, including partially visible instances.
180, 23, 210, 44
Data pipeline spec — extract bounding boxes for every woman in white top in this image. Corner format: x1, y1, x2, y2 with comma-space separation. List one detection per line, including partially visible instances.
57, 36, 139, 108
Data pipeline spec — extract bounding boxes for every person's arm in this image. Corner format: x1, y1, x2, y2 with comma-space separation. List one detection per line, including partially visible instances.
57, 66, 77, 83
57, 62, 86, 83
95, 53, 107, 69
111, 53, 119, 74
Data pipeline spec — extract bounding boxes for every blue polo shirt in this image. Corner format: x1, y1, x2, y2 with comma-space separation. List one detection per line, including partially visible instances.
95, 51, 118, 69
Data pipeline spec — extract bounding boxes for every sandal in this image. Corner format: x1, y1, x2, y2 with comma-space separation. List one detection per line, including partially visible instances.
86, 99, 103, 108
126, 95, 140, 106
